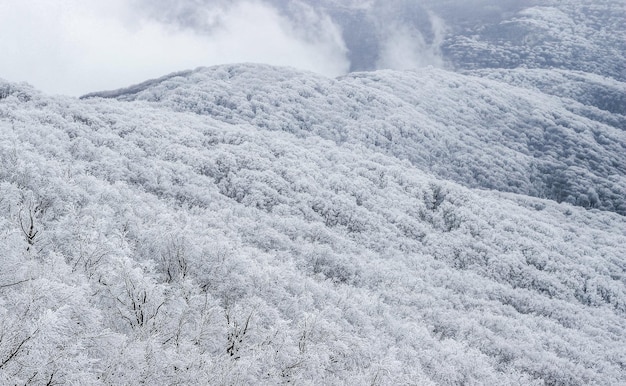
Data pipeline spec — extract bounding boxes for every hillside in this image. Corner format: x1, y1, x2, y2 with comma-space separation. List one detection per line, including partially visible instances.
84, 64, 626, 215
1, 63, 625, 384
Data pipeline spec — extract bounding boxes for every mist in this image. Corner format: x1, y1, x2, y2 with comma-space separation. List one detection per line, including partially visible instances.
0, 0, 349, 96
0, 0, 541, 95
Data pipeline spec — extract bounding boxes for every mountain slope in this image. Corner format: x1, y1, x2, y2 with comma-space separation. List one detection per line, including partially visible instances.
84, 64, 626, 215
441, 0, 626, 81
1, 68, 626, 384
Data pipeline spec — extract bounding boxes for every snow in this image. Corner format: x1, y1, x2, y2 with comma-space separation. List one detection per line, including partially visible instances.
1, 61, 625, 384
1, 0, 625, 384
85, 64, 626, 215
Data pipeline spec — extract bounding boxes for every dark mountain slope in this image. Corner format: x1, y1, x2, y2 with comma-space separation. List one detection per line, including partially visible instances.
468, 68, 626, 116
441, 0, 626, 81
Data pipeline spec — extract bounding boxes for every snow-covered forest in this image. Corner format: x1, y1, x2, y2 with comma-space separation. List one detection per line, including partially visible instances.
1, 0, 625, 385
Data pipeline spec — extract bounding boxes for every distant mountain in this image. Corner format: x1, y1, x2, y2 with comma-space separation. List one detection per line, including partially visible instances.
259, 0, 625, 82
441, 0, 626, 81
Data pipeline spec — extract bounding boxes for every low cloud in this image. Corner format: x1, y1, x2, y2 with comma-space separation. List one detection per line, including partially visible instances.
0, 0, 349, 96
371, 1, 448, 71
376, 18, 446, 71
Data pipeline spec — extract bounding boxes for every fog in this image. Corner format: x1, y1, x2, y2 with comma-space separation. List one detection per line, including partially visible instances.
0, 0, 348, 95
0, 0, 536, 95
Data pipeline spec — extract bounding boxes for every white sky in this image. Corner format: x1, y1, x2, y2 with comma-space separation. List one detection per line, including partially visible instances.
0, 0, 350, 96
